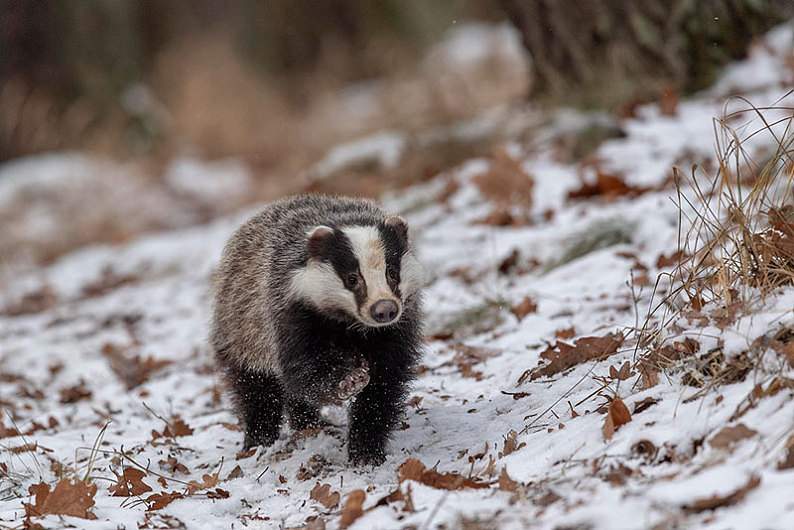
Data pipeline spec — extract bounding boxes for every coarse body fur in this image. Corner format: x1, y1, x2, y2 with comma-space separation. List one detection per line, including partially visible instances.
210, 194, 424, 465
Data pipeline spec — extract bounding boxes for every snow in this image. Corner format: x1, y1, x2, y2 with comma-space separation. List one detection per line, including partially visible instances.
2, 22, 794, 530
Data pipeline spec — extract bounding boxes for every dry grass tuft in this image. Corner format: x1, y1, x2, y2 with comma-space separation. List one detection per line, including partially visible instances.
673, 93, 794, 309
634, 92, 794, 387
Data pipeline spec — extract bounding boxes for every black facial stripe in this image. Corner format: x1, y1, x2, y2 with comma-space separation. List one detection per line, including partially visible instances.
378, 223, 407, 298
327, 230, 368, 309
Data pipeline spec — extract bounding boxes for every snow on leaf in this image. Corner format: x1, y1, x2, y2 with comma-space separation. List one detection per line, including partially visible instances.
684, 475, 761, 513
109, 467, 153, 497
23, 479, 98, 520
708, 424, 758, 450
339, 489, 366, 529
310, 483, 340, 509
603, 397, 632, 441
519, 332, 624, 383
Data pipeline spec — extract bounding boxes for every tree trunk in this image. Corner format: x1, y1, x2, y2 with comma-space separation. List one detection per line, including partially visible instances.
499, 0, 794, 107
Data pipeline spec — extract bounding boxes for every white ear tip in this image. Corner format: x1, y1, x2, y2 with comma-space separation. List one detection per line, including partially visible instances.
308, 225, 334, 238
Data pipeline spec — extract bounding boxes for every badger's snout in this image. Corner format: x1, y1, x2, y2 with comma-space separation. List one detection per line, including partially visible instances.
370, 299, 399, 323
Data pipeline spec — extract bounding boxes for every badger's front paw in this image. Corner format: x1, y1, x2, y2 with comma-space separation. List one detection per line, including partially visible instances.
337, 363, 370, 401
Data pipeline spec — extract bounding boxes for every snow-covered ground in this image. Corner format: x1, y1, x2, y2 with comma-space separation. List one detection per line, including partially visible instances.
2, 24, 794, 530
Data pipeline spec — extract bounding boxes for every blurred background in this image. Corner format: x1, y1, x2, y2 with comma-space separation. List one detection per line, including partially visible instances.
2, 0, 793, 274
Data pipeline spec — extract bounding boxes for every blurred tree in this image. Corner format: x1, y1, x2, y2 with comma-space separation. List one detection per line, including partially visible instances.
498, 0, 794, 107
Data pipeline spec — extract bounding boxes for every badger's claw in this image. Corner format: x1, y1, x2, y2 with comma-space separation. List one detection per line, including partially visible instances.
337, 365, 370, 400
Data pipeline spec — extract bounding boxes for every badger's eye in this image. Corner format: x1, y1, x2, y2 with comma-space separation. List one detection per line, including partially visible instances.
346, 274, 359, 288
386, 268, 399, 282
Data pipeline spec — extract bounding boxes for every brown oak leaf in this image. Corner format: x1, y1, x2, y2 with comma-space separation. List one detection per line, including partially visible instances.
397, 458, 489, 490
310, 483, 340, 509
339, 489, 366, 529
109, 467, 152, 497
186, 472, 219, 495
709, 424, 758, 450
520, 332, 624, 383
684, 475, 760, 512
24, 479, 98, 519
603, 397, 632, 441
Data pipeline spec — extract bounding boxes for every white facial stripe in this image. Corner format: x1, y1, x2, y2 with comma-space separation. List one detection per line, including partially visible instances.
289, 261, 357, 315
399, 251, 424, 298
342, 226, 401, 321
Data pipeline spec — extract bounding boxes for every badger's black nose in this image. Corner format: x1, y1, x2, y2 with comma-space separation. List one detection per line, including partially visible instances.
370, 299, 399, 323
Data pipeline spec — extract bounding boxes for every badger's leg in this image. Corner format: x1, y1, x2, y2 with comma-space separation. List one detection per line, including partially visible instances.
286, 399, 325, 430
347, 376, 408, 466
227, 365, 285, 449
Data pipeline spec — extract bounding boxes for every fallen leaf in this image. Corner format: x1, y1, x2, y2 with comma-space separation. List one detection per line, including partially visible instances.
297, 455, 330, 481
511, 297, 537, 321
536, 490, 561, 507
9, 443, 37, 454
158, 456, 189, 475
110, 467, 152, 497
397, 458, 489, 490
638, 361, 660, 390
633, 397, 659, 414
555, 327, 575, 340
58, 382, 92, 404
186, 472, 219, 495
24, 479, 98, 519
499, 430, 526, 458
339, 489, 366, 529
609, 360, 633, 381
310, 483, 340, 509
684, 475, 760, 512
236, 448, 257, 460
709, 424, 758, 450
145, 491, 184, 511
102, 343, 172, 390
151, 415, 194, 441
568, 172, 650, 200
287, 519, 326, 530
206, 488, 230, 499
520, 332, 624, 382
603, 397, 631, 441
497, 467, 518, 492
226, 465, 244, 480
656, 250, 685, 268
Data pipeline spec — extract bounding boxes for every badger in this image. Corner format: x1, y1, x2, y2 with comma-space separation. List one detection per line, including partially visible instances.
210, 194, 424, 465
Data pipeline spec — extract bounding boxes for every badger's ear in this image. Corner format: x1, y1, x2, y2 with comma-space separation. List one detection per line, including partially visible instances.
384, 215, 408, 244
307, 225, 334, 259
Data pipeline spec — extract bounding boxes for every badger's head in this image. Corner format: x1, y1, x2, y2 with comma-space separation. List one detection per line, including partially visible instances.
290, 216, 423, 327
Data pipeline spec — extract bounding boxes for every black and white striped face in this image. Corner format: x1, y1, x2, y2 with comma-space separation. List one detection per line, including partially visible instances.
290, 217, 423, 327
